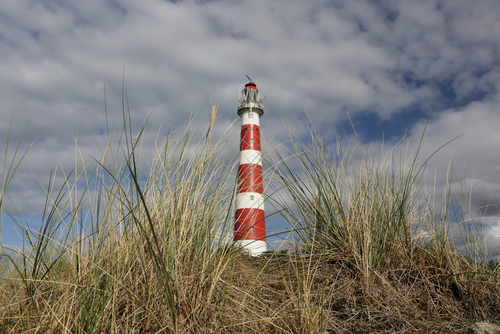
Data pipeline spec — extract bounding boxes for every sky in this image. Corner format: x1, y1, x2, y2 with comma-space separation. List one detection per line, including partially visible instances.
0, 0, 499, 258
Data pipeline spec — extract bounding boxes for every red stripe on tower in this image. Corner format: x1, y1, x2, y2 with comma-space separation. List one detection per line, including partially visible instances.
234, 80, 267, 256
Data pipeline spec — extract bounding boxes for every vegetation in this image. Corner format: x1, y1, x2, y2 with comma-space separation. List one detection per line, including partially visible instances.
0, 104, 499, 333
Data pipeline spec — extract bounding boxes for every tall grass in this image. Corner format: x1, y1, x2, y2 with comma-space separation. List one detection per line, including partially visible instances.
0, 104, 499, 333
265, 124, 500, 331
267, 126, 425, 276
0, 101, 244, 332
266, 124, 492, 274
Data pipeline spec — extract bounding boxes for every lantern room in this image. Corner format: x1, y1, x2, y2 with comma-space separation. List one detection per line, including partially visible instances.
238, 81, 264, 117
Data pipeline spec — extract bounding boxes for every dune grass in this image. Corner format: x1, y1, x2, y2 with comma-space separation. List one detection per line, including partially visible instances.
0, 105, 499, 333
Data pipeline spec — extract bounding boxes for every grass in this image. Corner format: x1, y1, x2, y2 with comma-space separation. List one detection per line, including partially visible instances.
0, 101, 499, 333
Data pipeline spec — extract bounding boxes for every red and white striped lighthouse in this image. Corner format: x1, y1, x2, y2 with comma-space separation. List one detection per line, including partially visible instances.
234, 80, 267, 256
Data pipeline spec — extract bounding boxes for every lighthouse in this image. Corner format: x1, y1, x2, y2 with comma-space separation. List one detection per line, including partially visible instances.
234, 80, 267, 256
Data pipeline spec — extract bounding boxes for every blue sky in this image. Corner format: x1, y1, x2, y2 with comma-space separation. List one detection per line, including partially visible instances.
0, 0, 499, 257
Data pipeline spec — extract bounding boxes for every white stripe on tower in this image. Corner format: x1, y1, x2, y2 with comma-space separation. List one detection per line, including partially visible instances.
234, 80, 267, 256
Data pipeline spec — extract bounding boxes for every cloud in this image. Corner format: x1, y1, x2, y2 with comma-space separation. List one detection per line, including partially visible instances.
0, 0, 499, 253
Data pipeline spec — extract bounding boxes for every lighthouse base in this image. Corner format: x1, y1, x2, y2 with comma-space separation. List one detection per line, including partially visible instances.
234, 240, 267, 256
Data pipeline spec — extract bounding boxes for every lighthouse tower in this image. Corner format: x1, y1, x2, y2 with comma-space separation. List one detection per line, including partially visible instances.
234, 80, 267, 256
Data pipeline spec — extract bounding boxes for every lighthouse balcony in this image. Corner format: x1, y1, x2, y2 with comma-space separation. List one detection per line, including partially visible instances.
238, 101, 264, 117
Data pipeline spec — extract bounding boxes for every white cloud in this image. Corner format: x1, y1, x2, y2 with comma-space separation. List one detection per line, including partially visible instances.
0, 0, 499, 253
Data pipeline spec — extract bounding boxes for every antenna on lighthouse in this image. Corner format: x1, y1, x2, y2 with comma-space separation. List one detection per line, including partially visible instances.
245, 74, 252, 82
234, 80, 267, 256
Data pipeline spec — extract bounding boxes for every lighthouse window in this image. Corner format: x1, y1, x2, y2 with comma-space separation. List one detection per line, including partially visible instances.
250, 195, 254, 200
250, 227, 254, 233
248, 112, 253, 118
250, 139, 254, 144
